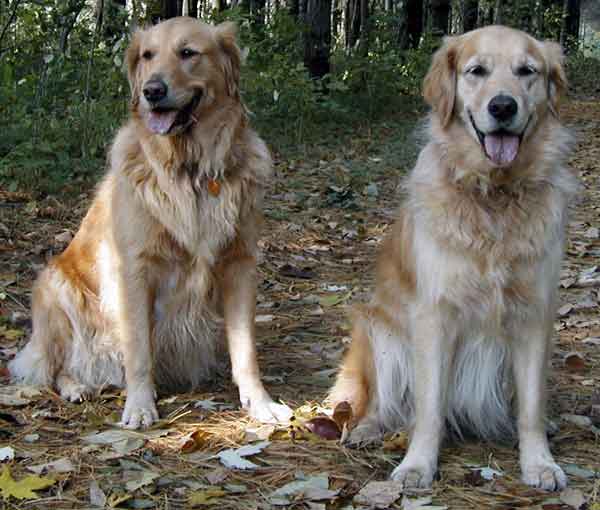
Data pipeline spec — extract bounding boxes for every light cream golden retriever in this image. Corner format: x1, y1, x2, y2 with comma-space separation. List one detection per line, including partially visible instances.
9, 17, 291, 429
330, 26, 577, 490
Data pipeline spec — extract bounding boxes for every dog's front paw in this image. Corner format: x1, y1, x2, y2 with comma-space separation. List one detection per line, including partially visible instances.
247, 397, 293, 423
120, 386, 158, 429
343, 420, 383, 448
390, 459, 436, 488
57, 375, 92, 403
521, 462, 567, 491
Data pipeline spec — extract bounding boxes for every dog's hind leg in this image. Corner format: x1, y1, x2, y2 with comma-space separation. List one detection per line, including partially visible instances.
9, 270, 68, 388
331, 306, 385, 447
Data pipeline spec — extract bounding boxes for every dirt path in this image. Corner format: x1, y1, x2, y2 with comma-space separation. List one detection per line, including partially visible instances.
0, 100, 598, 509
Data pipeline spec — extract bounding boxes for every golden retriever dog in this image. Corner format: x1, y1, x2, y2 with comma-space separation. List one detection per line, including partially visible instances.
9, 17, 291, 429
330, 26, 577, 490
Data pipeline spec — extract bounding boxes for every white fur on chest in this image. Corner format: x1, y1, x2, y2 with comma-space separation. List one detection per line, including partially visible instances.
412, 217, 562, 327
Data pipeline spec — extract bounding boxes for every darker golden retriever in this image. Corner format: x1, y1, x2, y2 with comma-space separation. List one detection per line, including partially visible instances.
10, 17, 291, 429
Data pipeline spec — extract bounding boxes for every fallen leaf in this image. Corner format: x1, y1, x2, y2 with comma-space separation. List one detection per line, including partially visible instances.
560, 414, 592, 428
557, 304, 574, 317
129, 498, 156, 508
0, 385, 42, 406
559, 488, 586, 509
28, 457, 75, 474
54, 231, 73, 245
0, 447, 15, 461
0, 465, 55, 500
278, 264, 316, 279
188, 488, 226, 506
353, 480, 404, 509
224, 484, 247, 494
562, 463, 596, 479
305, 416, 341, 440
564, 352, 586, 372
582, 337, 600, 346
82, 428, 169, 456
332, 401, 353, 429
244, 424, 276, 442
471, 466, 503, 481
205, 467, 228, 485
255, 314, 275, 323
194, 399, 234, 412
124, 470, 160, 492
269, 473, 339, 506
402, 495, 448, 510
383, 432, 409, 451
180, 428, 213, 453
0, 328, 24, 341
217, 441, 270, 470
89, 480, 107, 507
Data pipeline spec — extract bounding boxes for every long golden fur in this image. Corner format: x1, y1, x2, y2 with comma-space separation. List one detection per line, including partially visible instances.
10, 17, 291, 429
330, 26, 578, 490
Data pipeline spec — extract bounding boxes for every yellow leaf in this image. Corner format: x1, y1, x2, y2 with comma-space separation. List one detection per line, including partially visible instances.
1, 329, 24, 341
0, 466, 55, 500
188, 489, 226, 506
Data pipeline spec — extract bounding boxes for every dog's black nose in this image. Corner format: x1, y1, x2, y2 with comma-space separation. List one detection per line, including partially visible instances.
488, 95, 518, 122
143, 79, 168, 103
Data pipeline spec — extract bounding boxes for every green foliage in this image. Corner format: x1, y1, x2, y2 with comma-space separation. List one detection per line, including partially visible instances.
0, 6, 428, 192
0, 1, 129, 193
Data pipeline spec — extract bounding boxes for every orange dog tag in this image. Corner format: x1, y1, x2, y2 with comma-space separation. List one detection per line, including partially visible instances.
207, 179, 220, 196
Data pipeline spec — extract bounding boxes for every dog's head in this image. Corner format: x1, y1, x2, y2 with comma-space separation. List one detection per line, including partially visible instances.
423, 25, 567, 168
126, 17, 241, 136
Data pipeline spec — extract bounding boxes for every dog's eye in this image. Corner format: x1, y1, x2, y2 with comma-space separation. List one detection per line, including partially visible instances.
142, 50, 154, 61
516, 65, 537, 77
467, 65, 487, 77
180, 48, 198, 59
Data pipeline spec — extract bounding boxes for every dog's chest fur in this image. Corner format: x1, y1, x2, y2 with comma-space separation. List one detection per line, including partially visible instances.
409, 172, 569, 322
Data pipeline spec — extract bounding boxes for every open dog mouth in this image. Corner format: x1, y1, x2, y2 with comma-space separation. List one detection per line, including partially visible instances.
468, 111, 529, 167
145, 91, 202, 135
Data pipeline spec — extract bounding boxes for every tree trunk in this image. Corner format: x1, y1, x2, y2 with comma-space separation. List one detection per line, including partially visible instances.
493, 0, 502, 24
406, 0, 423, 47
290, 0, 299, 16
303, 0, 332, 78
358, 0, 368, 54
430, 0, 450, 36
345, 0, 361, 49
57, 0, 86, 54
188, 0, 198, 16
249, 0, 266, 25
562, 0, 581, 52
463, 0, 478, 32
164, 0, 179, 18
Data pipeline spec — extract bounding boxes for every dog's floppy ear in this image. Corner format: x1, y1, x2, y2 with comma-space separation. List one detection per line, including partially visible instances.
126, 29, 144, 106
215, 22, 241, 100
543, 41, 567, 118
423, 36, 460, 128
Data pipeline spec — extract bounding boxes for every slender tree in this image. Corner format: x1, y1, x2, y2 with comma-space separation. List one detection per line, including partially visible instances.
562, 0, 581, 52
463, 0, 478, 32
303, 0, 332, 78
430, 0, 451, 36
164, 0, 180, 18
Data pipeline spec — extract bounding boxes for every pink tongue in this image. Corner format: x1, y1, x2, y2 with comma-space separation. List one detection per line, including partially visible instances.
483, 134, 519, 166
146, 110, 178, 135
